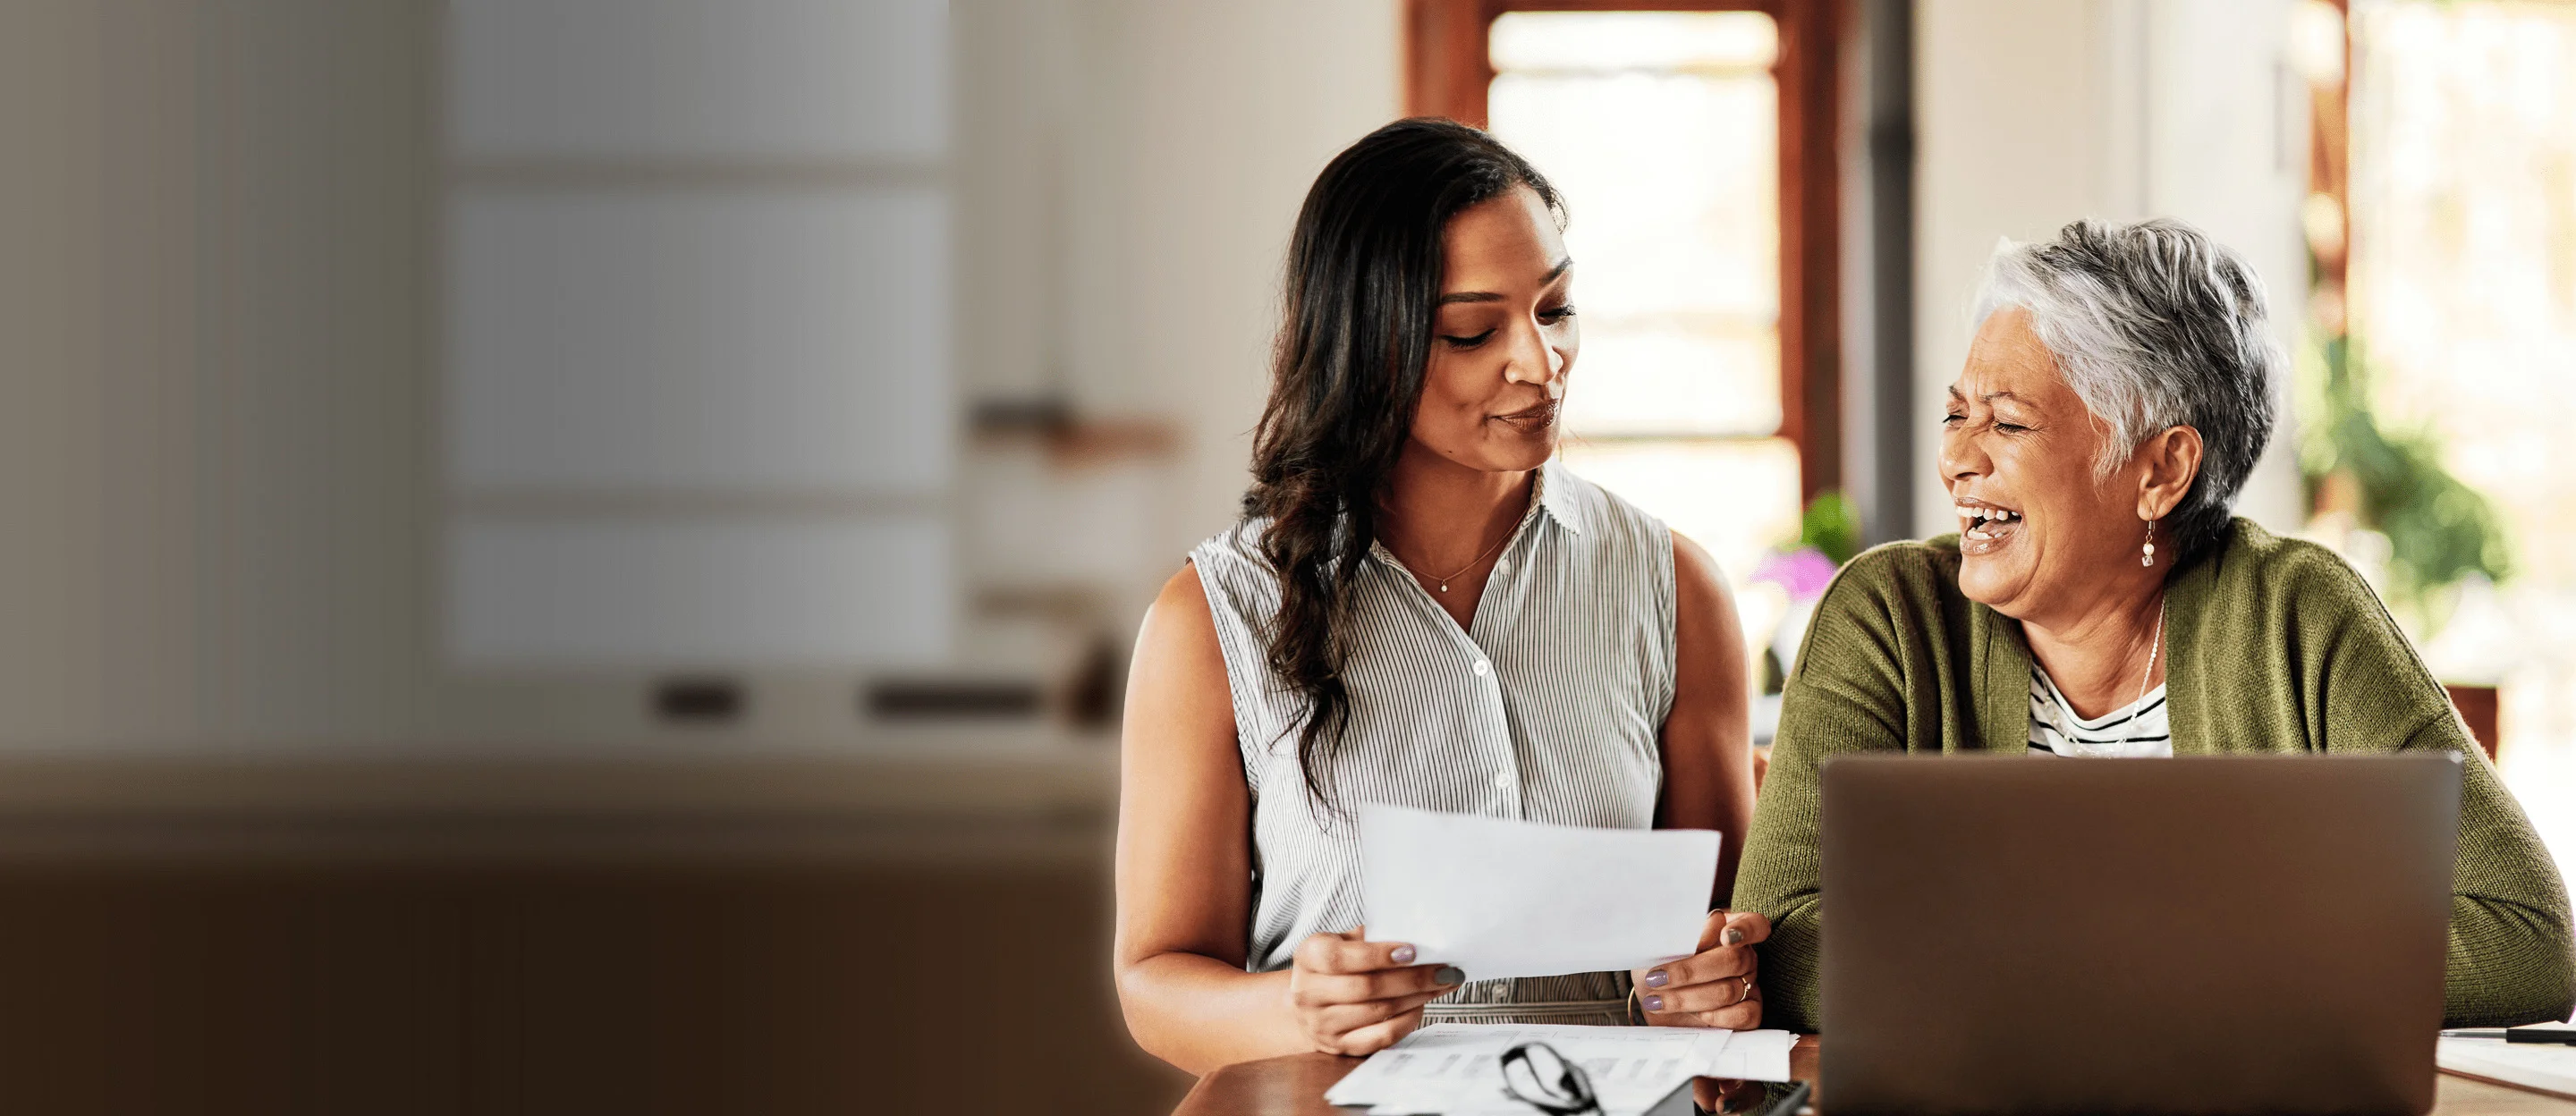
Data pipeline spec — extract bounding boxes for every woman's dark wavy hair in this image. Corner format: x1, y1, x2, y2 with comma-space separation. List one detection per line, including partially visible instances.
1243, 118, 1561, 816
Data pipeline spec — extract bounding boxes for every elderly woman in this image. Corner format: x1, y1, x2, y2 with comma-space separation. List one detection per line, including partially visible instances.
1733, 217, 2576, 1033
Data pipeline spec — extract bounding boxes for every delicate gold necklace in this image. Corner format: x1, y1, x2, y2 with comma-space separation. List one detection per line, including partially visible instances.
2116, 613, 2164, 729
2103, 596, 2166, 748
1415, 523, 1516, 594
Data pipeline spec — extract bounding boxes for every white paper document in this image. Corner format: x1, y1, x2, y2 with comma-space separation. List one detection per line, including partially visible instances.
1324, 1023, 1797, 1116
1359, 803, 1721, 982
1697, 1027, 1796, 1082
2437, 1036, 2576, 1100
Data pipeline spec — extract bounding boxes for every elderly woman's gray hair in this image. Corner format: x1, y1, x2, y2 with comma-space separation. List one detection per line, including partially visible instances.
1970, 217, 2284, 566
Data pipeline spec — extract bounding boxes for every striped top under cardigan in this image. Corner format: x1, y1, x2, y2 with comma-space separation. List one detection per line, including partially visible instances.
1191, 461, 1678, 1024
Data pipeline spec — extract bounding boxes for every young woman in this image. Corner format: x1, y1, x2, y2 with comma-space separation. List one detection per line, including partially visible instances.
1112, 119, 1766, 1074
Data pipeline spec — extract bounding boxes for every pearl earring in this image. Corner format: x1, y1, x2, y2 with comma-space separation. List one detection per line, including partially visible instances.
2142, 519, 2157, 568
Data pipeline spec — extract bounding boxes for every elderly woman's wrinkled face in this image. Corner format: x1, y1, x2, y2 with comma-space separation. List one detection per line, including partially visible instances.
1940, 308, 2147, 619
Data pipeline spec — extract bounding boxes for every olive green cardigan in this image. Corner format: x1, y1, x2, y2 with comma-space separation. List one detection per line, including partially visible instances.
1734, 519, 2576, 1032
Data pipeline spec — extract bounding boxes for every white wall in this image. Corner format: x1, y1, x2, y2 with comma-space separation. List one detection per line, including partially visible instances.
0, 1, 440, 748
950, 0, 1402, 713
0, 0, 1400, 753
1055, 0, 1403, 568
1912, 0, 2309, 538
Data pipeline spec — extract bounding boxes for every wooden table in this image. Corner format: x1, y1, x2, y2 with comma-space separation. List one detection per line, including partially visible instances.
1174, 1036, 2576, 1115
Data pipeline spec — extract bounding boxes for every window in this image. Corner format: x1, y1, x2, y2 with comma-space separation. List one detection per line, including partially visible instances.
2333, 0, 2576, 867
1405, 1, 1842, 623
441, 0, 954, 671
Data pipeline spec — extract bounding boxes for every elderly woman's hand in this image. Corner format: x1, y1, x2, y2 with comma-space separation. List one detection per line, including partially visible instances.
1286, 926, 1466, 1056
1631, 909, 1770, 1028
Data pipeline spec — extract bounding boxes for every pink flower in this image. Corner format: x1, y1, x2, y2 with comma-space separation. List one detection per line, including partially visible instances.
1752, 546, 1841, 603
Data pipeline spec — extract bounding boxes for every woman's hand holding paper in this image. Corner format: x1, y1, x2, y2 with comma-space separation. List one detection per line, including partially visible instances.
1631, 909, 1770, 1029
1286, 926, 1468, 1056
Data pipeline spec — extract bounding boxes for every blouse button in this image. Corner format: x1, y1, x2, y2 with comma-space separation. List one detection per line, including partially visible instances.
1492, 769, 1512, 789
1471, 659, 1490, 677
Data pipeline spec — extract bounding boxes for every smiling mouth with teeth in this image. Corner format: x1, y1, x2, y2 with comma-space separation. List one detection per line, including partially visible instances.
1957, 503, 2024, 545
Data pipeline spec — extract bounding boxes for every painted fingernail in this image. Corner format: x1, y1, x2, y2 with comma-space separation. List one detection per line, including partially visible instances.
1643, 993, 1665, 1012
1723, 927, 1746, 946
1434, 966, 1465, 986
1644, 969, 1669, 988
1390, 944, 1416, 964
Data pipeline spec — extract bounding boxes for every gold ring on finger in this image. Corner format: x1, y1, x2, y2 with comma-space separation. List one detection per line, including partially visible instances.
1735, 974, 1756, 1005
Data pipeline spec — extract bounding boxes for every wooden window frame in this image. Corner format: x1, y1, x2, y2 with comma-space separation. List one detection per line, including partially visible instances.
1405, 0, 1846, 499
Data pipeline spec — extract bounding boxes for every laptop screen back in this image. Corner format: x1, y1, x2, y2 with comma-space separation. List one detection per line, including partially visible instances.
1820, 754, 2460, 1115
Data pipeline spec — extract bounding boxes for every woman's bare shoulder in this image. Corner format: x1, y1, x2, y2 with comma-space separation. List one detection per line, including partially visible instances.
1139, 562, 1224, 679
1670, 531, 1739, 622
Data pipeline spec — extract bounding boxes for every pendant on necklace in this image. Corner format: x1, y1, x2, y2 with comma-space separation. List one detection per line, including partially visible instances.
1438, 583, 1449, 593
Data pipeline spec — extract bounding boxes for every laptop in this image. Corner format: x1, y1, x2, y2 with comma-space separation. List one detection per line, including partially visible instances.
1821, 754, 2462, 1115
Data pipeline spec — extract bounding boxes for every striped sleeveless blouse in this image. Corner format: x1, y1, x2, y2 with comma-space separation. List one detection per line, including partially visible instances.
1191, 461, 1677, 1025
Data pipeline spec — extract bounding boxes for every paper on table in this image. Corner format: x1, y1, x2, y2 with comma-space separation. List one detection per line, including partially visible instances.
2438, 1036, 2576, 1101
1325, 1024, 1716, 1115
1359, 803, 1721, 982
1324, 1023, 1798, 1116
1701, 1027, 1795, 1081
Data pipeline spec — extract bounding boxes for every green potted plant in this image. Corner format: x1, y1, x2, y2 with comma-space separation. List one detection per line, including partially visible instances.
2299, 334, 2512, 635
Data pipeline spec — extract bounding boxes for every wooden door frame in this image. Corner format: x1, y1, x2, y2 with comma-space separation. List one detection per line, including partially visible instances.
1405, 0, 1847, 499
